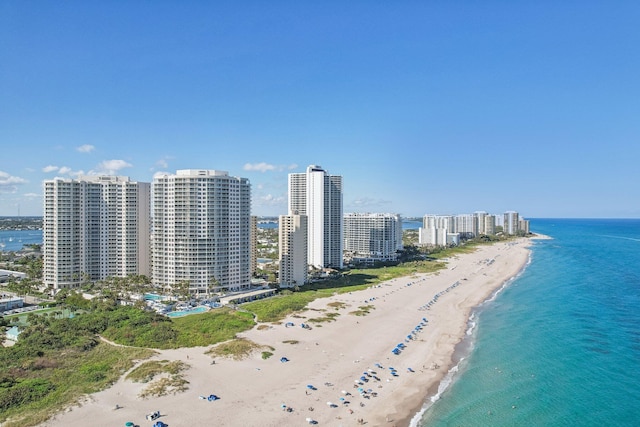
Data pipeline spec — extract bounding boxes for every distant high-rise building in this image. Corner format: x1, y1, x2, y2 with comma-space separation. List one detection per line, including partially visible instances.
344, 213, 403, 264
423, 214, 454, 231
474, 211, 488, 235
455, 214, 477, 236
278, 213, 308, 287
152, 169, 251, 295
43, 176, 150, 290
288, 165, 343, 269
503, 211, 520, 235
484, 215, 496, 235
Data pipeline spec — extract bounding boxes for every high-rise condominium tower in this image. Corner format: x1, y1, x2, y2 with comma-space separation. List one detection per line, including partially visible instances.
344, 213, 403, 263
43, 176, 150, 290
152, 169, 251, 295
278, 213, 308, 287
503, 211, 520, 235
288, 165, 343, 269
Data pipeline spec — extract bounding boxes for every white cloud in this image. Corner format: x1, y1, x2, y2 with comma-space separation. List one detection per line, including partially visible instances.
24, 192, 40, 198
77, 144, 95, 153
42, 165, 59, 173
244, 162, 276, 173
0, 171, 28, 193
44, 165, 85, 176
244, 162, 300, 173
90, 159, 133, 175
259, 194, 286, 205
156, 159, 169, 169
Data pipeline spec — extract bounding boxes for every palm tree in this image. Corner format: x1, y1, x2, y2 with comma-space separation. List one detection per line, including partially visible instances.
173, 280, 191, 302
209, 276, 221, 298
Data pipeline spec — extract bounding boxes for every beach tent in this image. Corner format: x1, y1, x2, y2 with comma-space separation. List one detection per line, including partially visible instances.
280, 357, 289, 363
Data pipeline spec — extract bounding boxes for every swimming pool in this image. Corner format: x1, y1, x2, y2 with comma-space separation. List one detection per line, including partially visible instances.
166, 306, 208, 317
144, 293, 165, 301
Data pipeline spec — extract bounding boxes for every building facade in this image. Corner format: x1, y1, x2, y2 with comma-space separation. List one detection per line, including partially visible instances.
344, 213, 403, 264
250, 215, 258, 276
288, 165, 343, 269
483, 215, 496, 235
43, 176, 150, 290
504, 211, 520, 235
278, 213, 308, 288
152, 169, 251, 295
454, 214, 478, 236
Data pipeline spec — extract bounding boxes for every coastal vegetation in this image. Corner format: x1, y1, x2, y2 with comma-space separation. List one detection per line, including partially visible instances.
126, 360, 189, 398
205, 338, 272, 361
0, 343, 152, 427
307, 311, 340, 324
126, 360, 185, 383
0, 301, 250, 426
350, 305, 375, 316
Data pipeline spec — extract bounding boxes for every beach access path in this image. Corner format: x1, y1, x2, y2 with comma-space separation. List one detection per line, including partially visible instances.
39, 237, 536, 427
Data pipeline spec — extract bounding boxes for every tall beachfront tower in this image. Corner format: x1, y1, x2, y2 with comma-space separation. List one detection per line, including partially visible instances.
152, 169, 251, 295
503, 211, 520, 235
278, 213, 308, 287
43, 176, 150, 290
288, 165, 343, 269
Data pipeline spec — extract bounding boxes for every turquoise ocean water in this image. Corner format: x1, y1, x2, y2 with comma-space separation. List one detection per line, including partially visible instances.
416, 218, 640, 426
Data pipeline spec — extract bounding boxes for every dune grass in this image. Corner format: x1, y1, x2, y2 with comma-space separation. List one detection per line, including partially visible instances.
126, 360, 190, 398
206, 338, 273, 361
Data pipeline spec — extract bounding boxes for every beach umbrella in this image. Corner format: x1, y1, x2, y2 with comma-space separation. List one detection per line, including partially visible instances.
125, 423, 134, 427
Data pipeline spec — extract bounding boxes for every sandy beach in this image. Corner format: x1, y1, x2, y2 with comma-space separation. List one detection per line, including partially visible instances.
39, 237, 541, 427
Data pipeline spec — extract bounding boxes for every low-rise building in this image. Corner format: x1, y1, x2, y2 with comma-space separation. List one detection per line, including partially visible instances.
0, 297, 24, 312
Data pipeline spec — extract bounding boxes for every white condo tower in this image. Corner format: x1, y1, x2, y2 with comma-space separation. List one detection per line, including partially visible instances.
152, 169, 251, 295
288, 165, 343, 269
43, 176, 150, 290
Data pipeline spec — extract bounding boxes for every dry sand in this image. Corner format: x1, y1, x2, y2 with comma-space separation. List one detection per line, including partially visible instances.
39, 237, 542, 427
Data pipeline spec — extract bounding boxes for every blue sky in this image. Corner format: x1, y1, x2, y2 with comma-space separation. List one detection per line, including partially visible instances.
1, 1, 639, 218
